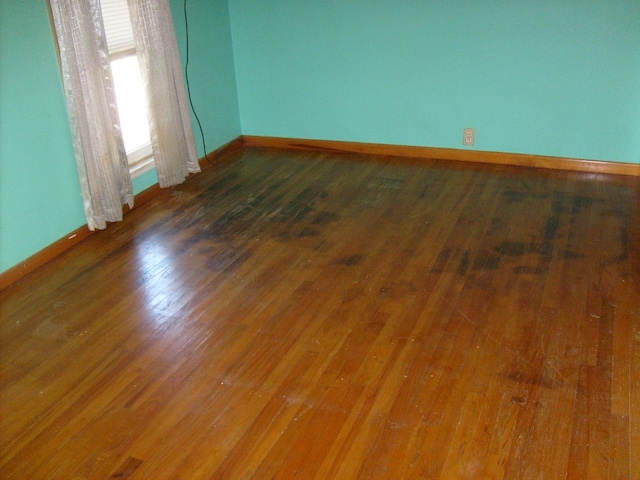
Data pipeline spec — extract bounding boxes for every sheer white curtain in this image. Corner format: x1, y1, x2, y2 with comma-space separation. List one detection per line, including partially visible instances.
129, 0, 200, 188
49, 0, 200, 229
49, 0, 133, 231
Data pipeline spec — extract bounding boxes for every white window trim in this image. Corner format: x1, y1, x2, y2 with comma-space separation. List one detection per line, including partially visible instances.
128, 143, 154, 177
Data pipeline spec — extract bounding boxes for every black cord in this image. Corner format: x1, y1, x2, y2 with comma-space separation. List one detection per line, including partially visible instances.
184, 0, 216, 166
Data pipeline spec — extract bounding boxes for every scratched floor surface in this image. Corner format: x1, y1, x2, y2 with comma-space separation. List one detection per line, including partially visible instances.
1, 147, 639, 478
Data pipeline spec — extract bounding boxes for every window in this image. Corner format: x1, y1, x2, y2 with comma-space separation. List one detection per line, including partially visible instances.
49, 0, 200, 230
101, 0, 153, 177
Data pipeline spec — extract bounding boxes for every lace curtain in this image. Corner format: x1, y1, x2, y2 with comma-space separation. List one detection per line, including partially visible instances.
129, 0, 200, 188
49, 0, 132, 230
49, 0, 200, 230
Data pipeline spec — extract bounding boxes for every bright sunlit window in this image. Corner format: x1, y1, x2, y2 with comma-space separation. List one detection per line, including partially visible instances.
101, 0, 154, 177
110, 55, 153, 174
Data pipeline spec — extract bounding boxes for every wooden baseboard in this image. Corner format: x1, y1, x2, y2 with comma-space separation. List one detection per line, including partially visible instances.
199, 136, 244, 169
242, 135, 640, 177
0, 137, 244, 291
0, 225, 93, 292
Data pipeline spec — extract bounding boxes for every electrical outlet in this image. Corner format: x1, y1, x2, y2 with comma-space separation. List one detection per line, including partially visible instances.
463, 128, 475, 146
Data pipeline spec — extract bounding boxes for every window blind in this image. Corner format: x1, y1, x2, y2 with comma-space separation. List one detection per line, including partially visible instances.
100, 0, 135, 55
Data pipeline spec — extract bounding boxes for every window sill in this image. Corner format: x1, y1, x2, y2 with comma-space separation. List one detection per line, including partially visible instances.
130, 156, 155, 178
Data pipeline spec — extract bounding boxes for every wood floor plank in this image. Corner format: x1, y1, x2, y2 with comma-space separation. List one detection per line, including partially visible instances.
1, 147, 638, 479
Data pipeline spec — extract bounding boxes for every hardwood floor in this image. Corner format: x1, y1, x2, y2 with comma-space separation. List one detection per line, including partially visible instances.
1, 147, 639, 479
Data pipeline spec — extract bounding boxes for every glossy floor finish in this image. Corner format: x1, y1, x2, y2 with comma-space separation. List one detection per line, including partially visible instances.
1, 148, 639, 479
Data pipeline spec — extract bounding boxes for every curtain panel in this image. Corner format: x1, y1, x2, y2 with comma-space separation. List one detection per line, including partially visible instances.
128, 0, 200, 188
49, 0, 133, 231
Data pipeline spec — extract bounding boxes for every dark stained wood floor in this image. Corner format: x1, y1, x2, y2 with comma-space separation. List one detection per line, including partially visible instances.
1, 148, 639, 479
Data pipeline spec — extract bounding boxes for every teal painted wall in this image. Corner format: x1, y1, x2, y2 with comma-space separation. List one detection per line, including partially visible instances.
2, 0, 639, 274
172, 0, 241, 156
229, 0, 640, 164
0, 0, 240, 273
0, 0, 84, 273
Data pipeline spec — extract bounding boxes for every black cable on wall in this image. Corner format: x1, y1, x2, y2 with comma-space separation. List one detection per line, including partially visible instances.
183, 0, 216, 166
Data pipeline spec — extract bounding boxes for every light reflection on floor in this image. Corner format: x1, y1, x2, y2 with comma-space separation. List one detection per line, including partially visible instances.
135, 240, 188, 322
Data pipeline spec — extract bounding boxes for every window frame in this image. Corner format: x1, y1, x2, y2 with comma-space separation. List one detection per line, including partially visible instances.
101, 1, 155, 178
48, 0, 155, 179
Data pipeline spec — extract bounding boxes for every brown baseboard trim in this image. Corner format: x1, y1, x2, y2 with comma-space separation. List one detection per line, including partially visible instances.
0, 137, 244, 291
0, 224, 93, 292
199, 136, 244, 169
242, 135, 640, 177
